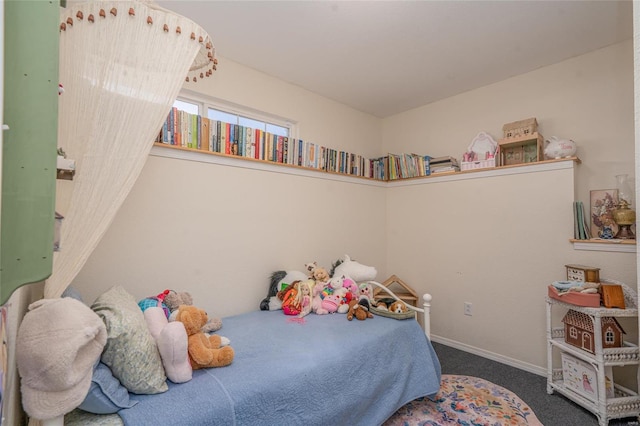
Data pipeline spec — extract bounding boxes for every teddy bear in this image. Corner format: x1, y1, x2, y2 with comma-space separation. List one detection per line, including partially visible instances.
164, 290, 222, 333
305, 261, 330, 283
346, 299, 373, 321
174, 305, 234, 369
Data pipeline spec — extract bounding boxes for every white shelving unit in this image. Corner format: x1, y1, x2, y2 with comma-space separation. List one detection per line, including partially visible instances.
546, 281, 640, 425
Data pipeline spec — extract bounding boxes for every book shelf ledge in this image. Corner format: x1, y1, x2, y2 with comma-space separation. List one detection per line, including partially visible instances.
387, 157, 579, 187
151, 144, 579, 187
570, 239, 636, 253
150, 144, 387, 187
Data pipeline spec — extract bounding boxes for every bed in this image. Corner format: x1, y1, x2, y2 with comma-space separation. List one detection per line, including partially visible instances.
64, 283, 441, 426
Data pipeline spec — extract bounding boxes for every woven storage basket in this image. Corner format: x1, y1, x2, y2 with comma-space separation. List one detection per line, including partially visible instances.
369, 305, 416, 320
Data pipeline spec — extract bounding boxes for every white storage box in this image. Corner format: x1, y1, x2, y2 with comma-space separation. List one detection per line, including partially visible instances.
461, 132, 498, 171
461, 157, 498, 171
561, 352, 614, 402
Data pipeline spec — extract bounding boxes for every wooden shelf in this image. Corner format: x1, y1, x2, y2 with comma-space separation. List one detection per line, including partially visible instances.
570, 239, 636, 253
153, 143, 581, 188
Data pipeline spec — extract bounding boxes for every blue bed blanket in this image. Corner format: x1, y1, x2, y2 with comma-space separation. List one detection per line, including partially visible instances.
118, 310, 441, 426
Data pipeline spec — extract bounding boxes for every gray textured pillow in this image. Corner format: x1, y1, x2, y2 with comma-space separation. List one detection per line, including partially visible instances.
91, 286, 168, 394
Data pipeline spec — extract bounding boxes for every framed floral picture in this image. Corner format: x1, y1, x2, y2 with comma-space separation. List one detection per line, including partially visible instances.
590, 189, 619, 239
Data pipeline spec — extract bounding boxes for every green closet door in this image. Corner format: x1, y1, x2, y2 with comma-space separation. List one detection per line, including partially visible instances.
1, 1, 59, 304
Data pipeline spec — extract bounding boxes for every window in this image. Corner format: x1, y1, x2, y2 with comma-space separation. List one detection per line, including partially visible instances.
569, 326, 578, 339
173, 99, 199, 115
604, 327, 615, 345
173, 93, 293, 138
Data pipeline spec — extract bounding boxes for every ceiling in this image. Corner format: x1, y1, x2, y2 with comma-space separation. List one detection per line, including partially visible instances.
156, 1, 633, 118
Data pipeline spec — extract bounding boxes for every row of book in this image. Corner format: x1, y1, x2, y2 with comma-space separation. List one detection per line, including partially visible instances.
155, 107, 372, 177
155, 108, 465, 181
379, 153, 432, 180
573, 201, 591, 240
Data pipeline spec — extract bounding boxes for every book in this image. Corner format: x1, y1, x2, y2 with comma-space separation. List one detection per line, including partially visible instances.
430, 156, 459, 166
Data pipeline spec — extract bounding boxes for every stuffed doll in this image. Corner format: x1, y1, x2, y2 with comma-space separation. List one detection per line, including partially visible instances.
164, 290, 223, 333
346, 299, 373, 321
280, 281, 301, 316
261, 270, 309, 311
297, 280, 315, 318
174, 305, 234, 369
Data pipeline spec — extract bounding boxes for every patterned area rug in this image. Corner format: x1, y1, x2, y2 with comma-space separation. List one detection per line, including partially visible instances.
384, 374, 543, 426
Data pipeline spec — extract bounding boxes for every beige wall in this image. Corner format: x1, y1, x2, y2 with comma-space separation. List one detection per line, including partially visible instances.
382, 40, 635, 211
382, 40, 636, 372
182, 56, 383, 159
72, 41, 636, 374
72, 58, 388, 316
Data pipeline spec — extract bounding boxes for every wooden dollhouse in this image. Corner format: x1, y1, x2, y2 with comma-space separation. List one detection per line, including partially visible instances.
562, 310, 625, 354
373, 275, 418, 307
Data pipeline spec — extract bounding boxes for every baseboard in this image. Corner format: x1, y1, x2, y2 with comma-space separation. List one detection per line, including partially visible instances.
431, 334, 547, 377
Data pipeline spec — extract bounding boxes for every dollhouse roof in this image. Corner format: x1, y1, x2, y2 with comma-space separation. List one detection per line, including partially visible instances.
562, 310, 625, 334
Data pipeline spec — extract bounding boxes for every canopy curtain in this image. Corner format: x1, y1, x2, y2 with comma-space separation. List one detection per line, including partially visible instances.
47, 1, 215, 299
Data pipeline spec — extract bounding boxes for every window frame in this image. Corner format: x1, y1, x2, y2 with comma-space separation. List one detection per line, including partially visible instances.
174, 89, 297, 139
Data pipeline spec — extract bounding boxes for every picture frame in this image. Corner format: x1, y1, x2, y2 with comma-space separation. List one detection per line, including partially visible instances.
589, 189, 619, 239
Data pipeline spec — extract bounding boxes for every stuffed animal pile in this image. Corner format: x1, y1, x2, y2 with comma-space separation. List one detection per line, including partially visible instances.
260, 255, 380, 320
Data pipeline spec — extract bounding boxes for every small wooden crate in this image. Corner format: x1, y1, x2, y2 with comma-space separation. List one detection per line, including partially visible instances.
502, 117, 538, 138
498, 133, 543, 166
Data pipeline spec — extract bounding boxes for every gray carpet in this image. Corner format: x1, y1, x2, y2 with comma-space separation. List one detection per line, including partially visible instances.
433, 342, 638, 426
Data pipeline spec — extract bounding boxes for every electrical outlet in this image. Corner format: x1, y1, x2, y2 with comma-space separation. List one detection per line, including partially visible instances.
464, 302, 473, 316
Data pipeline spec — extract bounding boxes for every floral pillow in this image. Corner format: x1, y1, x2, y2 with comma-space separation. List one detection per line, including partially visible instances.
91, 286, 167, 394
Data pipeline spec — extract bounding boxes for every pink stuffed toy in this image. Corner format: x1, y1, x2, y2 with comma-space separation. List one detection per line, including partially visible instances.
312, 282, 330, 315
321, 293, 342, 314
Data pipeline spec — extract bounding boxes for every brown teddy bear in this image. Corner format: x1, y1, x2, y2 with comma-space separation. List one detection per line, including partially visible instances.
346, 299, 373, 321
174, 305, 234, 369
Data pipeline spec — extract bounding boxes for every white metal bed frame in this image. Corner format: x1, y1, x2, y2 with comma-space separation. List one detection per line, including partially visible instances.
367, 280, 432, 339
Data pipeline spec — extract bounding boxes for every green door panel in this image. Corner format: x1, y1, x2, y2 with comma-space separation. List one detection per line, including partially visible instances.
1, 0, 60, 304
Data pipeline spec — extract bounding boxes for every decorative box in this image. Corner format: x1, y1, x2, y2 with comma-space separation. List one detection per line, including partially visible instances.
502, 117, 538, 139
547, 285, 601, 308
461, 132, 498, 171
565, 264, 600, 283
561, 352, 614, 402
600, 284, 625, 309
